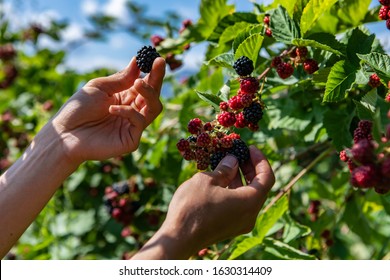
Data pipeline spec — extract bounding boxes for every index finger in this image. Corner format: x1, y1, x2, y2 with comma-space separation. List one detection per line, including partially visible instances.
246, 146, 275, 196
143, 57, 166, 95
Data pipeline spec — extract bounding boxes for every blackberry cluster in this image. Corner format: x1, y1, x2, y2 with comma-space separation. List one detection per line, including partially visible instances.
339, 115, 390, 194
263, 14, 272, 37
378, 0, 390, 30
271, 46, 319, 80
136, 45, 161, 73
233, 56, 254, 76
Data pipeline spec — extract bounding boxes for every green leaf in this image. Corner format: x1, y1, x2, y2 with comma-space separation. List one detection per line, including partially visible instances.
228, 195, 289, 260
269, 5, 300, 44
206, 53, 235, 68
195, 90, 223, 109
323, 107, 354, 150
219, 22, 253, 44
357, 52, 390, 80
346, 28, 376, 67
292, 37, 344, 56
266, 0, 298, 17
65, 167, 87, 191
233, 24, 263, 53
234, 33, 264, 67
353, 89, 377, 121
300, 0, 338, 37
263, 238, 316, 260
282, 213, 312, 243
197, 0, 234, 39
337, 0, 371, 27
208, 12, 259, 42
323, 60, 358, 102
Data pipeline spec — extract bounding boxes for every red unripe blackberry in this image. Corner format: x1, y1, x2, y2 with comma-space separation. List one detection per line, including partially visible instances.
197, 160, 209, 170
263, 15, 270, 25
271, 56, 283, 68
379, 5, 390, 20
240, 93, 254, 107
265, 28, 272, 37
220, 136, 233, 148
195, 148, 209, 162
248, 122, 259, 131
277, 62, 294, 79
303, 59, 319, 74
358, 120, 373, 137
381, 157, 390, 178
0, 44, 16, 60
234, 112, 248, 128
233, 56, 254, 76
228, 133, 241, 140
308, 200, 321, 214
203, 122, 213, 131
136, 45, 161, 73
150, 35, 164, 47
220, 101, 229, 111
188, 118, 202, 134
351, 139, 375, 164
228, 95, 244, 110
182, 19, 193, 28
210, 151, 227, 170
339, 150, 349, 162
112, 208, 123, 219
229, 139, 250, 164
176, 138, 190, 152
379, 0, 390, 6
240, 77, 259, 94
296, 46, 308, 58
183, 150, 196, 161
387, 18, 390, 30
386, 94, 390, 103
351, 164, 379, 188
243, 101, 263, 124
217, 111, 236, 127
197, 132, 211, 147
368, 73, 381, 88
198, 248, 209, 257
374, 185, 390, 195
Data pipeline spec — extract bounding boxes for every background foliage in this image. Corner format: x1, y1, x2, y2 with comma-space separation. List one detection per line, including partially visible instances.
1, 0, 390, 260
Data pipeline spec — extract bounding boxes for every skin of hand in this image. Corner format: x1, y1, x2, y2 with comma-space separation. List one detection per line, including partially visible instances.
0, 57, 165, 258
131, 146, 275, 259
52, 56, 166, 165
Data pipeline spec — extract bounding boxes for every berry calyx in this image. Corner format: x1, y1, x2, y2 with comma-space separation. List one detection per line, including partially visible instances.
303, 59, 319, 74
136, 45, 161, 73
277, 62, 294, 79
233, 56, 254, 76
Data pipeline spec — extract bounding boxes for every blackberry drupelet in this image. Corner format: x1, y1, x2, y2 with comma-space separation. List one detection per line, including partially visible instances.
210, 151, 227, 170
243, 102, 263, 124
233, 56, 254, 76
229, 139, 250, 164
136, 45, 160, 73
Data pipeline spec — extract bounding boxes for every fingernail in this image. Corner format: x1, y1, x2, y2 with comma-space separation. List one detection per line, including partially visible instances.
221, 155, 238, 168
109, 105, 120, 113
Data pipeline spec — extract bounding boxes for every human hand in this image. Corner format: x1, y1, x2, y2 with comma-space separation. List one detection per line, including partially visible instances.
47, 57, 165, 165
132, 146, 275, 259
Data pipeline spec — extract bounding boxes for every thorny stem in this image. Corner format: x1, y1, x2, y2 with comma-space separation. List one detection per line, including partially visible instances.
263, 146, 335, 213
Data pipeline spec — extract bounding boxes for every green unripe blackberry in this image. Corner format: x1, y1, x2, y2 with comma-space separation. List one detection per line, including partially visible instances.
136, 45, 160, 73
243, 102, 263, 124
229, 139, 250, 164
233, 56, 254, 76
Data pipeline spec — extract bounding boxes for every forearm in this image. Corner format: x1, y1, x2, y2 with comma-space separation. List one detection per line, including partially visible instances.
0, 124, 79, 258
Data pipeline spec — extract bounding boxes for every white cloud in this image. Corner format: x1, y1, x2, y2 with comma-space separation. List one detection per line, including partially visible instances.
61, 23, 84, 43
103, 0, 129, 22
81, 0, 99, 16
376, 32, 390, 52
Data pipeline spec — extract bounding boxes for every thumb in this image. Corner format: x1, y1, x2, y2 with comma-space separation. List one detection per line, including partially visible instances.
85, 57, 140, 96
211, 155, 239, 187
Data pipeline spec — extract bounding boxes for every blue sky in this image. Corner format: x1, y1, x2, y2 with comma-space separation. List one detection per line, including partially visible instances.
1, 0, 388, 74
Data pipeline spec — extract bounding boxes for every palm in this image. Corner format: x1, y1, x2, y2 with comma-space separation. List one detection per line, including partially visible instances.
51, 57, 165, 163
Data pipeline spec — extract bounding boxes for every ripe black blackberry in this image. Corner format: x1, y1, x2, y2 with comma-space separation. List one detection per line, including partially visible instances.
113, 181, 130, 195
136, 45, 160, 73
243, 102, 263, 124
229, 139, 250, 164
210, 151, 227, 170
233, 56, 254, 76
